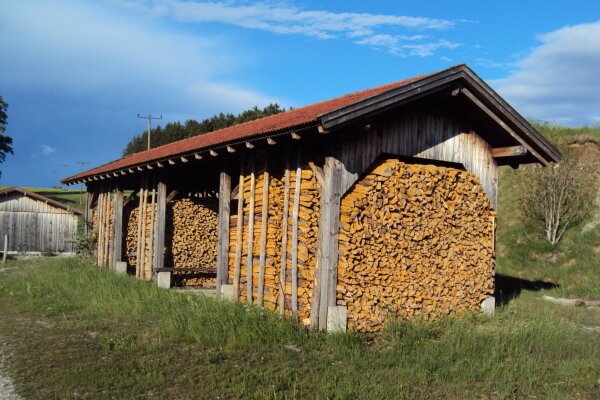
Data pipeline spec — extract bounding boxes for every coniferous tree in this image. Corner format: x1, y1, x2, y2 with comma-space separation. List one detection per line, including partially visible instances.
122, 103, 285, 156
0, 96, 14, 178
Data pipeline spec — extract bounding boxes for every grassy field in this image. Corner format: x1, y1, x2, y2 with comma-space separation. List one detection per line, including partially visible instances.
0, 125, 598, 399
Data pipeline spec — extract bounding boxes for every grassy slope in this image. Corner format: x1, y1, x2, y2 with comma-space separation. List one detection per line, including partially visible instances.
0, 125, 599, 399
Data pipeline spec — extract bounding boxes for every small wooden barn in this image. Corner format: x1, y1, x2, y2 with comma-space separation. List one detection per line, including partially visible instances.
63, 65, 560, 332
0, 187, 81, 254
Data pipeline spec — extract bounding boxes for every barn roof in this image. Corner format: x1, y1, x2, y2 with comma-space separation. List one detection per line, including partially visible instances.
63, 64, 560, 185
0, 186, 83, 215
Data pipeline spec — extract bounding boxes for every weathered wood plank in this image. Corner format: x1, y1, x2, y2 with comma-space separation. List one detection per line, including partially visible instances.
278, 155, 291, 315
233, 160, 245, 301
492, 145, 527, 158
147, 179, 157, 281
154, 180, 167, 272
290, 153, 302, 315
245, 159, 256, 305
216, 169, 232, 296
257, 161, 269, 306
112, 184, 124, 269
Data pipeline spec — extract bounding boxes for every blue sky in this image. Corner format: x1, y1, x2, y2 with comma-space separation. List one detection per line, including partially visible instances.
1, 0, 599, 187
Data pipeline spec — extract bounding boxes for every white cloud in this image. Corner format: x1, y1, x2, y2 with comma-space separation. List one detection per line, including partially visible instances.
108, 0, 457, 56
0, 0, 275, 115
41, 145, 56, 155
493, 21, 600, 126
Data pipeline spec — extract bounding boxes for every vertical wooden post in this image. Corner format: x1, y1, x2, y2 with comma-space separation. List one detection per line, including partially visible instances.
112, 184, 124, 269
96, 188, 105, 267
135, 175, 146, 279
257, 160, 269, 306
102, 183, 112, 268
245, 159, 256, 305
154, 180, 167, 273
147, 178, 157, 281
290, 153, 302, 315
85, 186, 94, 233
278, 155, 291, 314
139, 178, 149, 279
233, 160, 245, 301
313, 156, 343, 331
216, 169, 232, 297
3, 234, 7, 263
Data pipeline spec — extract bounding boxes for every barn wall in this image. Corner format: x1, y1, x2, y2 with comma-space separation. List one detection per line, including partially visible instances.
335, 107, 498, 209
0, 193, 79, 252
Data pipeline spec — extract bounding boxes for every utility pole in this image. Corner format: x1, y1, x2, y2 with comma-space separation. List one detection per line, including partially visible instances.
61, 164, 70, 189
76, 161, 89, 206
137, 114, 162, 150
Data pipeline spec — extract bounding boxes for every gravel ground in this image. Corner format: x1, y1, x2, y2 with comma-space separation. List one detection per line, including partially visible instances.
0, 344, 21, 400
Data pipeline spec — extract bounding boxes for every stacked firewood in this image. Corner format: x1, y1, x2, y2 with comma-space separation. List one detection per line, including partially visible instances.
124, 194, 218, 284
166, 196, 218, 270
337, 159, 495, 332
229, 163, 320, 323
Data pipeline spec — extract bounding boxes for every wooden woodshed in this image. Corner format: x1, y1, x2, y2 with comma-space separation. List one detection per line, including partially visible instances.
0, 187, 81, 254
63, 65, 560, 332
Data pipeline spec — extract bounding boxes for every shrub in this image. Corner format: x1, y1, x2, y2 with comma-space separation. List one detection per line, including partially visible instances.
520, 159, 594, 245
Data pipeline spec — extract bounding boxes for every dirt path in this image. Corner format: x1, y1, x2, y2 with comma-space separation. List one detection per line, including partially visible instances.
0, 343, 21, 400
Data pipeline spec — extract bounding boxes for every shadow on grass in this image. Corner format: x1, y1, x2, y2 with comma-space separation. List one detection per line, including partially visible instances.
495, 274, 559, 306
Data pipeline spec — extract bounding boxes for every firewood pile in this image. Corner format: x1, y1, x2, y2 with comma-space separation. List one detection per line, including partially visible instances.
124, 193, 218, 285
337, 159, 496, 332
166, 196, 218, 270
229, 162, 320, 323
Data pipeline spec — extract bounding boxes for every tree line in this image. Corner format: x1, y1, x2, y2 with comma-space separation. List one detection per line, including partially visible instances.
123, 103, 286, 156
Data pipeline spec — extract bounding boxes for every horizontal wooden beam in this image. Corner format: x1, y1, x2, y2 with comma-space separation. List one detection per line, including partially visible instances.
267, 137, 277, 145
227, 145, 236, 153
137, 166, 144, 171
147, 165, 153, 170
194, 153, 203, 160
291, 132, 301, 140
168, 159, 176, 165
245, 142, 255, 149
181, 156, 189, 163
157, 162, 164, 168
210, 149, 218, 156
318, 125, 328, 134
492, 145, 527, 158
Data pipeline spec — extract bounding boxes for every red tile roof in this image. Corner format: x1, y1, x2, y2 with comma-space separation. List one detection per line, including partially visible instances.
65, 72, 429, 183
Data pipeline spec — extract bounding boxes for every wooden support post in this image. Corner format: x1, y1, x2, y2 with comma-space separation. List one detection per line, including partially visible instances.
147, 179, 157, 281
112, 184, 124, 269
257, 161, 269, 307
139, 178, 148, 279
103, 183, 112, 268
154, 181, 167, 273
85, 187, 95, 233
278, 155, 291, 315
216, 169, 232, 297
290, 153, 302, 315
135, 175, 146, 279
96, 189, 105, 267
492, 145, 527, 158
3, 234, 8, 263
313, 156, 343, 331
245, 159, 256, 305
233, 160, 245, 301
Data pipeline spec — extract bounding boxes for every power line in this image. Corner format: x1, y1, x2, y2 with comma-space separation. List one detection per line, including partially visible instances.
76, 161, 89, 206
61, 164, 70, 189
137, 114, 163, 150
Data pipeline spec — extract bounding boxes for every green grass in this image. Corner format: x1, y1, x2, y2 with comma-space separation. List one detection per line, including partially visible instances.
0, 125, 598, 399
0, 257, 599, 399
